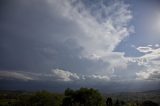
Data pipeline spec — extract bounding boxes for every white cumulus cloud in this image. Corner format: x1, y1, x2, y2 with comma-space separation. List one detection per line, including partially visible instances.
47, 0, 133, 74
129, 46, 160, 81
52, 69, 80, 81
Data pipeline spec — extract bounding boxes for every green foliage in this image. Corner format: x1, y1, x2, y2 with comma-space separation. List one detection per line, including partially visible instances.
16, 91, 63, 106
62, 87, 105, 106
0, 91, 63, 106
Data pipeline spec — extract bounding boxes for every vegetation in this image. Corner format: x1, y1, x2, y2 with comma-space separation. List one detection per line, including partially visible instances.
62, 88, 105, 106
0, 90, 63, 106
0, 88, 159, 106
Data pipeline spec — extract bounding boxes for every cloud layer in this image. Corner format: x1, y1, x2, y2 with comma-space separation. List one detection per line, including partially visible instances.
0, 0, 160, 90
0, 71, 33, 81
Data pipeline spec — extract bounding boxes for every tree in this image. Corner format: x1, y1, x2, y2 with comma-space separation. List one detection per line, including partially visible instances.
62, 88, 105, 106
106, 97, 112, 106
115, 99, 120, 106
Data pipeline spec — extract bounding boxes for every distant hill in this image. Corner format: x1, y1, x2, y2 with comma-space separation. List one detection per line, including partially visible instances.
104, 89, 160, 105
142, 89, 160, 93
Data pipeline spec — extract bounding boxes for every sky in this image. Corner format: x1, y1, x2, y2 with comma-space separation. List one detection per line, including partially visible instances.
0, 0, 160, 92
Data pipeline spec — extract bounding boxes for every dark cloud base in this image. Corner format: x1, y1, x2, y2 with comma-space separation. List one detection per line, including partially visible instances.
1, 80, 160, 93
1, 0, 160, 92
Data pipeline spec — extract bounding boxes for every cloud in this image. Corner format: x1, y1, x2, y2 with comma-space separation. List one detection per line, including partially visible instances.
0, 71, 33, 81
66, 0, 133, 59
134, 47, 160, 66
51, 69, 110, 82
155, 44, 159, 47
43, 69, 110, 82
83, 74, 110, 81
136, 69, 160, 81
2, 0, 159, 83
0, 0, 133, 77
57, 0, 133, 74
136, 46, 153, 53
0, 69, 110, 83
129, 46, 160, 81
51, 69, 80, 81
1, 0, 160, 91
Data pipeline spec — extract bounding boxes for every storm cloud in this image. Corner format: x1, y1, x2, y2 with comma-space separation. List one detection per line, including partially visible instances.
0, 0, 160, 91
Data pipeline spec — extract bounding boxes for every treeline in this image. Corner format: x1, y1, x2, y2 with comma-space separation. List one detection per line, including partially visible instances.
0, 90, 63, 106
0, 88, 159, 106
